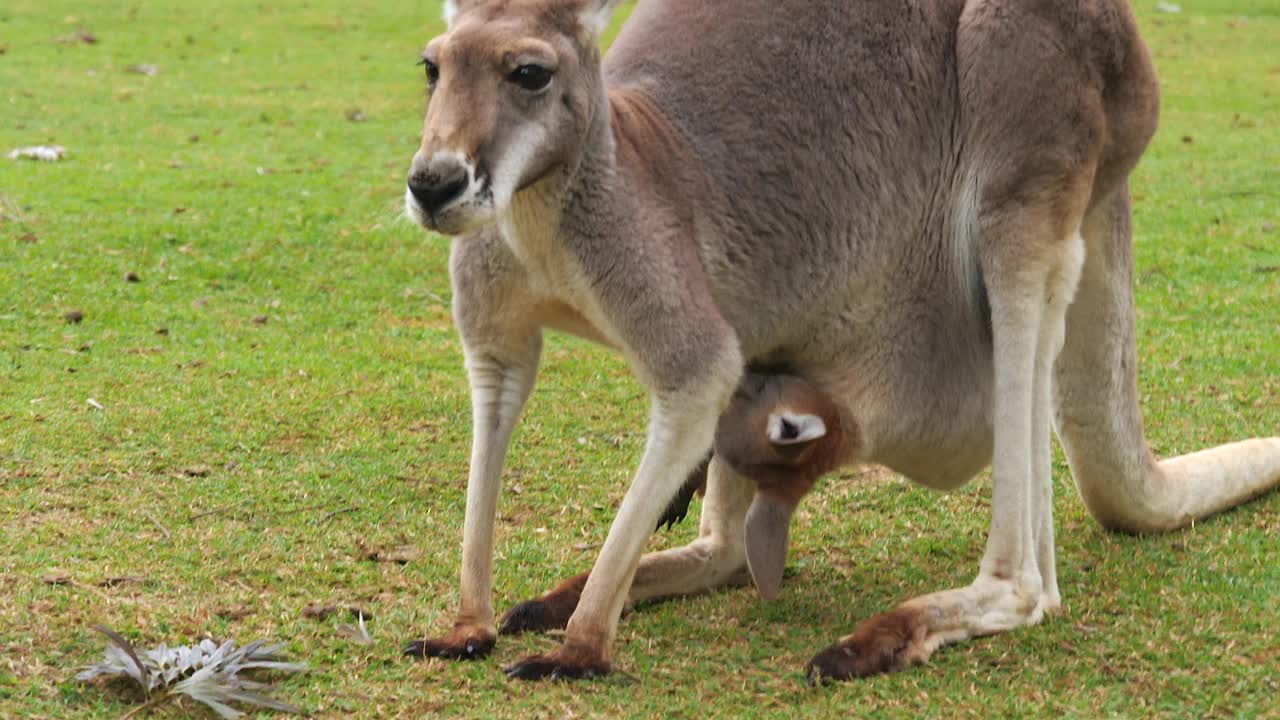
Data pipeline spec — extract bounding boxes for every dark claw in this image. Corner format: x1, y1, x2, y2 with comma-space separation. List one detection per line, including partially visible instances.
655, 456, 709, 531
806, 663, 822, 688
504, 654, 608, 682
499, 600, 553, 636
550, 665, 599, 681
504, 657, 554, 680
804, 645, 851, 685
656, 493, 692, 530
403, 635, 495, 660
499, 572, 587, 635
804, 640, 890, 683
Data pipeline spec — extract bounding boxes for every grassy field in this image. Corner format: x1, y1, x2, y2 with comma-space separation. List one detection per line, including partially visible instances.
2, 0, 1278, 718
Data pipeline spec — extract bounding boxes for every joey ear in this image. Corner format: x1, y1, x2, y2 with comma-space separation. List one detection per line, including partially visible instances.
744, 494, 795, 600
579, 0, 626, 36
766, 411, 827, 446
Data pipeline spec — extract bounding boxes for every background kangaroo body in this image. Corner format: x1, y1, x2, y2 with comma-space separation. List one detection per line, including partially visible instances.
405, 0, 1280, 681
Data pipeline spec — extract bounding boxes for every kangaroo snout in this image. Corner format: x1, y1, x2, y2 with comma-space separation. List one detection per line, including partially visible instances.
407, 154, 472, 217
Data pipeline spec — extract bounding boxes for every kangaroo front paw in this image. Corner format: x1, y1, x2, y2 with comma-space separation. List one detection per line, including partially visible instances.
503, 645, 611, 681
805, 606, 930, 684
404, 624, 496, 661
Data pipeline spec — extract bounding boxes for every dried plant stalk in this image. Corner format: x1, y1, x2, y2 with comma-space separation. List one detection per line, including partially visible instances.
77, 625, 305, 718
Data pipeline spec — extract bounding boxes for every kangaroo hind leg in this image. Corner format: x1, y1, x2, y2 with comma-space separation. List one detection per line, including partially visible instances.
808, 198, 1088, 682
1053, 189, 1280, 533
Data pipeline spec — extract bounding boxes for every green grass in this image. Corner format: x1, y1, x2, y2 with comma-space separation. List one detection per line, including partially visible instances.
1, 1, 1277, 718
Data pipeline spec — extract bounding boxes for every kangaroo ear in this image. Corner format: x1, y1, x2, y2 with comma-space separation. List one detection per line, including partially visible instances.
766, 411, 827, 447
744, 494, 796, 600
579, 0, 626, 35
442, 0, 477, 26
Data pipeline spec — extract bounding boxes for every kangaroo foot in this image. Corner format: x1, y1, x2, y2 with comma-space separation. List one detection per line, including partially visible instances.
504, 642, 611, 681
499, 571, 588, 635
404, 623, 496, 661
805, 606, 930, 684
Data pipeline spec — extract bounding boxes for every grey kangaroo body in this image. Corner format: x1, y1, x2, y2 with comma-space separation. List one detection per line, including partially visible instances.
404, 0, 1280, 681
607, 0, 996, 488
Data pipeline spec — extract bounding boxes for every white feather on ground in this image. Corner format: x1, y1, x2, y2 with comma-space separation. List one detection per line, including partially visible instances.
7, 145, 67, 162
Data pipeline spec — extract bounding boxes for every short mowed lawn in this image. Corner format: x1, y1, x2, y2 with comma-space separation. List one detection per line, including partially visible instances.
2, 1, 1278, 718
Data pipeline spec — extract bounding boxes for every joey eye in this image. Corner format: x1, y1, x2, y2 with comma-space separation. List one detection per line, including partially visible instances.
419, 58, 440, 86
508, 64, 552, 91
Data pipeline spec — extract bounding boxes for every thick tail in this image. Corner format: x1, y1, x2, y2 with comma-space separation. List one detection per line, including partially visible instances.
1054, 189, 1280, 533
1070, 438, 1280, 533
1149, 440, 1280, 527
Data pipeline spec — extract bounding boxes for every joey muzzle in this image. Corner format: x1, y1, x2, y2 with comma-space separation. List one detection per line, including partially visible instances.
744, 492, 796, 600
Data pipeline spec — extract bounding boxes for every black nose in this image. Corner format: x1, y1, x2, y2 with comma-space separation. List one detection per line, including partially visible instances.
408, 158, 470, 215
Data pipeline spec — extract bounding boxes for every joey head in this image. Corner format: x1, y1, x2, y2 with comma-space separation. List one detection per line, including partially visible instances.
715, 370, 855, 600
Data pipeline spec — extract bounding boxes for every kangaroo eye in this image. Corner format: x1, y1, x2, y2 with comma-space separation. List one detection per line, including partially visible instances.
419, 58, 440, 86
508, 64, 552, 91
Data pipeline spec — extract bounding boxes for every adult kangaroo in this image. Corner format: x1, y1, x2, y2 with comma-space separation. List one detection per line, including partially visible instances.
403, 0, 1280, 682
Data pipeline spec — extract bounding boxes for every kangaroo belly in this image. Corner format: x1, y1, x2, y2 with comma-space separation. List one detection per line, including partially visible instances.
862, 357, 994, 491
797, 293, 996, 492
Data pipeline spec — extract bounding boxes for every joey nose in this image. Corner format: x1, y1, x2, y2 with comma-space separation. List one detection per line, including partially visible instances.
408, 158, 470, 215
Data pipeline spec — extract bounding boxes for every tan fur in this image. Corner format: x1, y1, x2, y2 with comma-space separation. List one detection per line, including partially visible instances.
406, 0, 1280, 680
